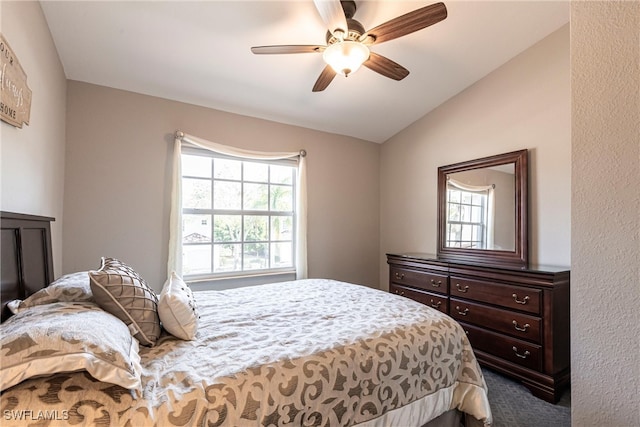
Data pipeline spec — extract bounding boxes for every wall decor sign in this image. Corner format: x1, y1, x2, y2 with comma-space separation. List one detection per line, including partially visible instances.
0, 33, 32, 128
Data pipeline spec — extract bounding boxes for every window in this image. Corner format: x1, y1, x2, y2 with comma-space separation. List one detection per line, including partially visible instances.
181, 149, 297, 278
446, 185, 488, 249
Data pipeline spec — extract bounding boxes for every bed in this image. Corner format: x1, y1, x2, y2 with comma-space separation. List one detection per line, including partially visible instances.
0, 212, 492, 426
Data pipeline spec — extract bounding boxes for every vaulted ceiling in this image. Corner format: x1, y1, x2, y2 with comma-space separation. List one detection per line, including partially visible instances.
41, 1, 569, 143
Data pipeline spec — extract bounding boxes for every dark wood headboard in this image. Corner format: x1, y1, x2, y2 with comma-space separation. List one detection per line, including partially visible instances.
1, 211, 55, 321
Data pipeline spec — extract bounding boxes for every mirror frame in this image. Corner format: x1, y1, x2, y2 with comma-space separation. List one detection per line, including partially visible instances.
437, 149, 529, 267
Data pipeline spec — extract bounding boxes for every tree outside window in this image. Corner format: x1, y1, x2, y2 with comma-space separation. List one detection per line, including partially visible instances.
181, 152, 296, 277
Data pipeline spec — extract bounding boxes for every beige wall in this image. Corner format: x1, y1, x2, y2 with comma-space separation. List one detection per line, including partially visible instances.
571, 2, 639, 425
63, 82, 380, 291
380, 25, 571, 287
0, 1, 67, 275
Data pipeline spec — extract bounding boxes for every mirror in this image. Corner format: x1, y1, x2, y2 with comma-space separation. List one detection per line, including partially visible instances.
437, 150, 528, 266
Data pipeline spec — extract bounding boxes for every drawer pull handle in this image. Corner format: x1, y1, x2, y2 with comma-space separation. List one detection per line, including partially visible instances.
430, 299, 441, 309
512, 320, 530, 332
512, 294, 530, 305
512, 346, 531, 359
430, 279, 442, 288
395, 272, 405, 280
456, 283, 469, 293
455, 306, 469, 316
395, 290, 405, 296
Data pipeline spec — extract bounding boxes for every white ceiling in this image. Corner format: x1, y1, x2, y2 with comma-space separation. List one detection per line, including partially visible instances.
41, 1, 569, 143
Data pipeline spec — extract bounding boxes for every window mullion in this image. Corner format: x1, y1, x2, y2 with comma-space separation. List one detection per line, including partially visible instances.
240, 161, 245, 271
210, 158, 215, 274
267, 165, 271, 270
182, 151, 296, 277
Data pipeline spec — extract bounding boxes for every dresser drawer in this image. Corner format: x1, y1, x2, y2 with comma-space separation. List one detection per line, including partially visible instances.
461, 322, 542, 371
390, 284, 449, 314
450, 298, 541, 343
390, 267, 448, 295
450, 276, 541, 314
388, 253, 570, 403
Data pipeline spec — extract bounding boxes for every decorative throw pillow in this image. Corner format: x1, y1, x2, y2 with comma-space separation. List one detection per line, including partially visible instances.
89, 257, 161, 346
8, 271, 93, 314
0, 301, 142, 392
158, 272, 199, 340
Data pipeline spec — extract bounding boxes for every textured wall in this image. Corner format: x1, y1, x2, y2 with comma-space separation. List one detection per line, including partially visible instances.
571, 2, 640, 425
0, 1, 67, 275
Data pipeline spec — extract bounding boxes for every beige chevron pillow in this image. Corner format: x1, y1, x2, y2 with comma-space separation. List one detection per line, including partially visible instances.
8, 271, 93, 314
89, 257, 161, 346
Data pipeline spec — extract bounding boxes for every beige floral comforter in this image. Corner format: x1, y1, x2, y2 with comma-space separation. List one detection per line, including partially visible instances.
1, 279, 491, 426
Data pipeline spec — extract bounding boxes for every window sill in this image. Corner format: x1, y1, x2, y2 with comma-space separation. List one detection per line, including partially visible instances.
186, 271, 296, 291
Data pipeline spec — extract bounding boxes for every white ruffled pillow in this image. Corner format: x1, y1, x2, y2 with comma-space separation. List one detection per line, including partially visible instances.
8, 271, 93, 314
0, 301, 142, 392
158, 272, 199, 340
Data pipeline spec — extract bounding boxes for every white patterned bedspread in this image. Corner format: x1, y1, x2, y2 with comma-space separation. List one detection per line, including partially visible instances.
1, 279, 492, 426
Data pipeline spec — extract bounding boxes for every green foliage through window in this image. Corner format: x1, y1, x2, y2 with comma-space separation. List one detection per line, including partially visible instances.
181, 151, 296, 277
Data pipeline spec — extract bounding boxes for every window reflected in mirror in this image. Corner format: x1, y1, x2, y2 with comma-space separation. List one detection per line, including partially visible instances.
446, 183, 490, 249
445, 163, 515, 251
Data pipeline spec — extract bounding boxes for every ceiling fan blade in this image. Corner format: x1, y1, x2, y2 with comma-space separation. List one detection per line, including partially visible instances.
363, 2, 447, 45
312, 65, 337, 92
313, 0, 348, 37
363, 52, 410, 81
251, 45, 325, 55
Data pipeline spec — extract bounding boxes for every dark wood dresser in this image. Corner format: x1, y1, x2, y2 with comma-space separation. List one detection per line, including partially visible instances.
387, 252, 570, 403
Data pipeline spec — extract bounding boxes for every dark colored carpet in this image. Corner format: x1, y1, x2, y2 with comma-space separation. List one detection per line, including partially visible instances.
483, 368, 571, 427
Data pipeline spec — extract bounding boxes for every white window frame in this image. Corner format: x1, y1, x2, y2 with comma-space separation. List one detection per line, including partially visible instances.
445, 184, 489, 249
180, 147, 298, 284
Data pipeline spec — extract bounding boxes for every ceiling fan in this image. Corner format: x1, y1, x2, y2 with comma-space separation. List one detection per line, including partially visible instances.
251, 0, 448, 92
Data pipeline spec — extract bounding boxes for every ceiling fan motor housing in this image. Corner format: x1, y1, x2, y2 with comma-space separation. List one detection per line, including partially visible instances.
325, 1, 370, 45
326, 18, 365, 44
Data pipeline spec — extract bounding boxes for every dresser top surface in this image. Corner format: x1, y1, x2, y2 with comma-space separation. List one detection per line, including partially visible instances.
387, 252, 570, 274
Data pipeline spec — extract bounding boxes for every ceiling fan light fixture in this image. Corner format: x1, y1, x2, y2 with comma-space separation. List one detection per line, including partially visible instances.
322, 41, 370, 77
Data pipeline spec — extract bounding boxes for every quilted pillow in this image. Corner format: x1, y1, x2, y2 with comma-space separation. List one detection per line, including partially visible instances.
159, 272, 200, 340
0, 301, 142, 392
8, 271, 93, 314
89, 257, 161, 346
